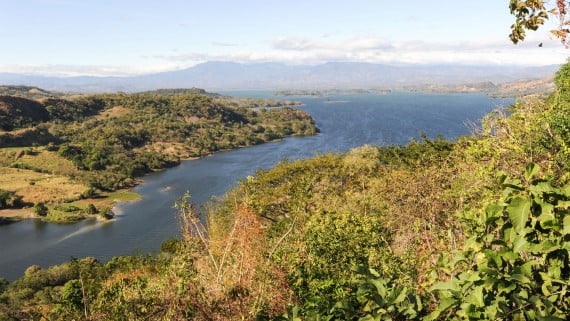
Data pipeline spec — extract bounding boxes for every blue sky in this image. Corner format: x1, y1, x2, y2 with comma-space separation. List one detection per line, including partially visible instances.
0, 0, 568, 76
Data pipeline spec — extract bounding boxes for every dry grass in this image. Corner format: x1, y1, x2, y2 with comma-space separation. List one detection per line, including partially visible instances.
0, 147, 87, 204
147, 142, 195, 159
0, 167, 86, 204
95, 105, 131, 120
173, 201, 293, 320
0, 208, 33, 219
17, 150, 81, 176
71, 191, 141, 210
0, 146, 142, 221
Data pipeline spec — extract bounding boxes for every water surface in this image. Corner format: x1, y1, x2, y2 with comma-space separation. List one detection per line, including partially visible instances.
0, 92, 513, 280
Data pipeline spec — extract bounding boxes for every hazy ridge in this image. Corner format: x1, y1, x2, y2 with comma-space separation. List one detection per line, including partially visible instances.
0, 61, 560, 92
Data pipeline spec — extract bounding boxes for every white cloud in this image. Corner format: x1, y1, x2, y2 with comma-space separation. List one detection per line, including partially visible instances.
1, 35, 568, 76
160, 35, 568, 67
272, 36, 394, 51
0, 63, 192, 77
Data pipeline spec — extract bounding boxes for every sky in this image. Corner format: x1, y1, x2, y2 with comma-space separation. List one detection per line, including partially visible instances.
0, 0, 568, 76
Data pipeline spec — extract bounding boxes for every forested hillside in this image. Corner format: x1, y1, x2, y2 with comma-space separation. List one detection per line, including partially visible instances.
0, 62, 568, 320
0, 91, 316, 223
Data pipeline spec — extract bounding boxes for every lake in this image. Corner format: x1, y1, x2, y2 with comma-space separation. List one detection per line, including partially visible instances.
0, 92, 513, 280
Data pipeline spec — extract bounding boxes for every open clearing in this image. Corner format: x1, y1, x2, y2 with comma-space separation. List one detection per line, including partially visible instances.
0, 167, 86, 204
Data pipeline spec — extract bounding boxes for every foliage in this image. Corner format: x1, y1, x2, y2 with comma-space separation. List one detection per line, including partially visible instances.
0, 92, 317, 192
509, 0, 548, 44
429, 165, 569, 320
1, 65, 569, 320
33, 202, 48, 216
0, 96, 49, 131
160, 238, 182, 254
509, 0, 570, 46
0, 189, 23, 209
84, 203, 98, 215
53, 204, 82, 213
273, 166, 569, 321
0, 90, 316, 223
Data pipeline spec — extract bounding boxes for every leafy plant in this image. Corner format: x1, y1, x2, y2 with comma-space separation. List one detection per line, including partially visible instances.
429, 164, 569, 320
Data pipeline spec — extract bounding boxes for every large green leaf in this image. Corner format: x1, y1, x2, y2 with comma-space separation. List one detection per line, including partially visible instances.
507, 197, 531, 232
468, 285, 485, 307
512, 235, 529, 253
430, 281, 460, 293
537, 213, 557, 229
485, 203, 503, 223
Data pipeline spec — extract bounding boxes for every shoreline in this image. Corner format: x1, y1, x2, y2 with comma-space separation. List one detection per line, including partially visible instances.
0, 132, 313, 225
0, 190, 142, 225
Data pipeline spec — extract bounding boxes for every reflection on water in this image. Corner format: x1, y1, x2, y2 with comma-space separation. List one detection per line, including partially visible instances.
55, 219, 102, 244
0, 92, 513, 280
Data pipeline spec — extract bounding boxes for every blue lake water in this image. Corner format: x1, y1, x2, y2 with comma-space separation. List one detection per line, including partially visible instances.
0, 92, 513, 280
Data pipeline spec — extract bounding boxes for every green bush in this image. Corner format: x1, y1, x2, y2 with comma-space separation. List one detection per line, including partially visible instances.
99, 207, 114, 220
429, 165, 570, 320
0, 190, 23, 209
84, 203, 98, 215
0, 277, 8, 294
33, 202, 48, 216
53, 204, 81, 212
160, 238, 182, 254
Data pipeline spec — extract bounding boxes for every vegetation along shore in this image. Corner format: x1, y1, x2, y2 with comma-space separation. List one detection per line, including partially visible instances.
0, 87, 317, 224
0, 60, 568, 320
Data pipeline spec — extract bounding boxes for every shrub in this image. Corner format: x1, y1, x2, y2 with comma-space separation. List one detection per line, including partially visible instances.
0, 277, 8, 294
160, 238, 182, 254
84, 203, 98, 215
0, 189, 23, 209
99, 207, 114, 220
430, 164, 570, 320
53, 205, 81, 213
33, 202, 48, 216
45, 142, 59, 151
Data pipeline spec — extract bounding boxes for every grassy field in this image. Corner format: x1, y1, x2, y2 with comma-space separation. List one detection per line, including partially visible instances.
0, 167, 86, 204
11, 149, 82, 176
71, 190, 141, 208
0, 146, 143, 223
0, 146, 87, 204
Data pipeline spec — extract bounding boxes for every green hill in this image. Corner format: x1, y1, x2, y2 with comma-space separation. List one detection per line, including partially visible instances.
0, 91, 317, 223
0, 96, 50, 131
0, 63, 568, 320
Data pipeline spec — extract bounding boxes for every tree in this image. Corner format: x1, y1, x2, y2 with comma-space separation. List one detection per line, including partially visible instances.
84, 203, 98, 215
509, 0, 570, 46
0, 277, 8, 294
33, 202, 49, 217
0, 189, 23, 209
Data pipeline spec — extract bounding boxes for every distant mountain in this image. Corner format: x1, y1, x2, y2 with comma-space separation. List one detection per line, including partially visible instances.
0, 62, 560, 92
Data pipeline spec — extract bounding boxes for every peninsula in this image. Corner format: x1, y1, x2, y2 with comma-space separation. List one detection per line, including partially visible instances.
0, 87, 317, 223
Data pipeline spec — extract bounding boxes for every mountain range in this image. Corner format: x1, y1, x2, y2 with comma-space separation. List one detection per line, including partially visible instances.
0, 62, 560, 93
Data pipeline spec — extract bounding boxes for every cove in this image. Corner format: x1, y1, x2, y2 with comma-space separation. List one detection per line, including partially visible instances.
0, 92, 513, 280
